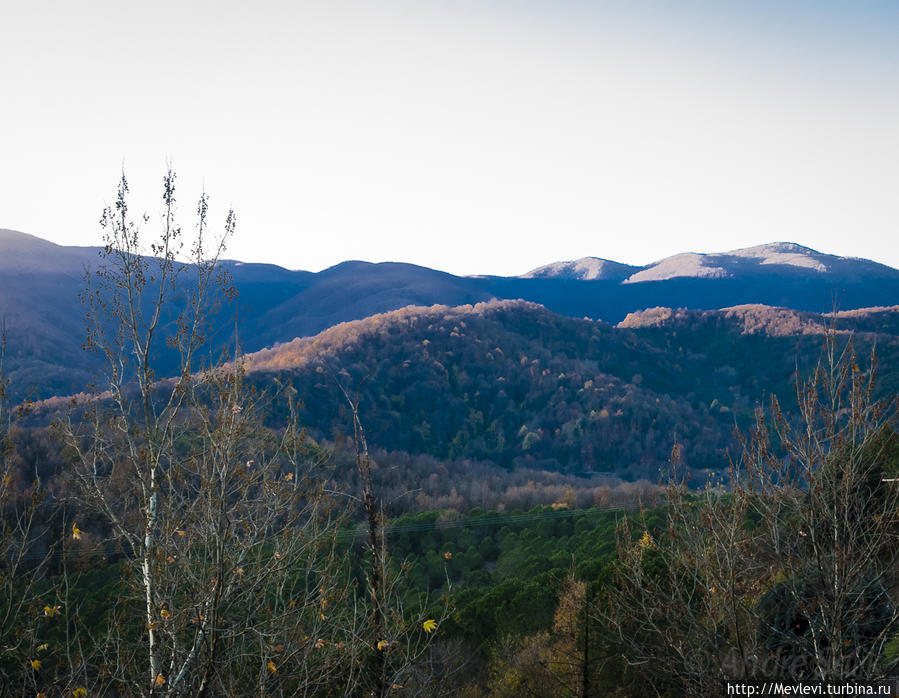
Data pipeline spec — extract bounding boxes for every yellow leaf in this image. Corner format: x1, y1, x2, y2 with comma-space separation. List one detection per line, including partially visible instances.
36, 643, 48, 652
235, 567, 244, 576
30, 658, 42, 670
377, 639, 389, 651
154, 673, 166, 686
146, 621, 160, 630
43, 605, 60, 617
175, 529, 186, 537
72, 523, 82, 541
160, 609, 171, 619
422, 619, 437, 634
284, 472, 293, 482
267, 659, 277, 674
320, 612, 326, 621
72, 689, 87, 698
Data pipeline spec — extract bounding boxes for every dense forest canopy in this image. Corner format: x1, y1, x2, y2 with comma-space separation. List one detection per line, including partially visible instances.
241, 299, 899, 480
2, 175, 899, 695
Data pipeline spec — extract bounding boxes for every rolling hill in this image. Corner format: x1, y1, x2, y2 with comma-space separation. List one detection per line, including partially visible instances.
241, 300, 899, 479
2, 227, 899, 402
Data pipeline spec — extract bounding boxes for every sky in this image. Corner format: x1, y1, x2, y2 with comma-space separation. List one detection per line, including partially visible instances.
2, 0, 898, 276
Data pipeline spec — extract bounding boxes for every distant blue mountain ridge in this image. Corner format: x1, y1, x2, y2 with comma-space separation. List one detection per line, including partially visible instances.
1, 228, 898, 401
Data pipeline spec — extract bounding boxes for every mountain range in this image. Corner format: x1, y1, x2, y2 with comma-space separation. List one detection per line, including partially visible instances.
2, 227, 899, 402
520, 242, 891, 283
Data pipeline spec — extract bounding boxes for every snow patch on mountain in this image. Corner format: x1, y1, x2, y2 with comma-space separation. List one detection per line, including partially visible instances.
521, 257, 635, 281
727, 243, 828, 272
622, 242, 831, 283
623, 253, 729, 283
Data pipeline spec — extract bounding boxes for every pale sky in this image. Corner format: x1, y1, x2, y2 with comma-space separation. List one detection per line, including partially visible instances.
2, 1, 898, 276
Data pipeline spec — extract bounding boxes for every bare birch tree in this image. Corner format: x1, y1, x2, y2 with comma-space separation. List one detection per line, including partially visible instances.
60, 170, 348, 696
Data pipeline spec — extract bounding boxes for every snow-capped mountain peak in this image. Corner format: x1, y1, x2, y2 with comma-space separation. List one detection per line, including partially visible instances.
622, 242, 832, 283
724, 242, 828, 272
623, 252, 730, 284
518, 242, 894, 284
520, 257, 637, 281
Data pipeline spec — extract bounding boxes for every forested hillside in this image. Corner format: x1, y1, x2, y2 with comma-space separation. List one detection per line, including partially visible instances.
5, 262, 899, 694
4, 210, 899, 695
4, 227, 899, 403
244, 300, 899, 479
